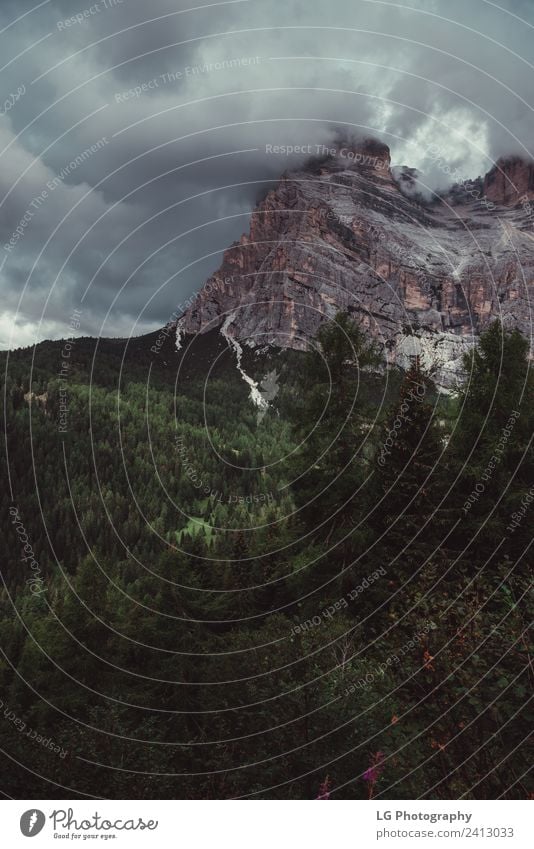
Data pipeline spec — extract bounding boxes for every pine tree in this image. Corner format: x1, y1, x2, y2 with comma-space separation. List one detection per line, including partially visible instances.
449, 321, 534, 562
289, 311, 379, 536
367, 357, 446, 587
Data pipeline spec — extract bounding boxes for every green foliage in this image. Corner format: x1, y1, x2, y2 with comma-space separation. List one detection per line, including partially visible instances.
0, 319, 531, 799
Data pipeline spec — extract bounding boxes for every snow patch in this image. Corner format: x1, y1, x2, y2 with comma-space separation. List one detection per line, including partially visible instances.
220, 313, 269, 410
393, 330, 475, 391
175, 319, 185, 351
451, 254, 469, 280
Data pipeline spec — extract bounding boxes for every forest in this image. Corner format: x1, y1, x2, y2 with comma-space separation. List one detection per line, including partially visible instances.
0, 316, 532, 799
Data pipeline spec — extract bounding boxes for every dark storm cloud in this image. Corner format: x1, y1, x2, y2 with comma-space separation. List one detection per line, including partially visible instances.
0, 0, 533, 347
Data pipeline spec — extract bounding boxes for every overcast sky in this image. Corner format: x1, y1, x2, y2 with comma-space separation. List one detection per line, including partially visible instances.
0, 0, 533, 348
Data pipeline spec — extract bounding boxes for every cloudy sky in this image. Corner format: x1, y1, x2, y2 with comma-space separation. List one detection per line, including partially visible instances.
0, 0, 533, 348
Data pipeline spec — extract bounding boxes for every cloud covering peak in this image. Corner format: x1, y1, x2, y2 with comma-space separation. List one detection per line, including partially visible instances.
1, 0, 533, 347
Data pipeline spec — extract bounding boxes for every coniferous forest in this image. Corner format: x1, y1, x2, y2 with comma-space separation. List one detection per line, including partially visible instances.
0, 315, 532, 799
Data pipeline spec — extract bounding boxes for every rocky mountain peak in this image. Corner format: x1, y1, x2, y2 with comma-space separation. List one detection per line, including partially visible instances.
291, 136, 392, 181
177, 140, 534, 390
483, 155, 534, 206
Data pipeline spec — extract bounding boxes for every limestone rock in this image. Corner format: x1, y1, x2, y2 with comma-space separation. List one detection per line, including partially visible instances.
179, 139, 534, 388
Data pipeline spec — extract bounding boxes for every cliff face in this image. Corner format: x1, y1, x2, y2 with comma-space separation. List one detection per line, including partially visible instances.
483, 157, 534, 206
179, 140, 534, 387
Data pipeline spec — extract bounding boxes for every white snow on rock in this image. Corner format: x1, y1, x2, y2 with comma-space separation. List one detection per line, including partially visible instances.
220, 313, 269, 409
175, 318, 185, 351
393, 330, 475, 392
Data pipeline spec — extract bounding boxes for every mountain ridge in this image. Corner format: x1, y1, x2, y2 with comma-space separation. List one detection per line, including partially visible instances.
176, 138, 534, 388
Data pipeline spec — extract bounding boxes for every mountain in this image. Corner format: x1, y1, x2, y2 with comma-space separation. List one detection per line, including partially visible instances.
2, 144, 533, 802
177, 139, 534, 388
483, 155, 534, 205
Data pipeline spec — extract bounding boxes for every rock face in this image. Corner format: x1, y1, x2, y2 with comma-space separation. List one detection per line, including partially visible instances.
179, 139, 534, 388
483, 157, 534, 206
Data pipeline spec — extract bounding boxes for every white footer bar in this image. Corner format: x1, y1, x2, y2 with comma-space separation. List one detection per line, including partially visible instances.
2, 799, 531, 848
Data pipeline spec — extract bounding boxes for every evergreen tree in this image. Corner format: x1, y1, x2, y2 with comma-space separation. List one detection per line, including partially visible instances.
449, 321, 534, 562
289, 312, 379, 536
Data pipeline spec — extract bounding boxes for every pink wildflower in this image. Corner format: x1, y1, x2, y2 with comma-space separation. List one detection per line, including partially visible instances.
363, 751, 385, 799
316, 776, 331, 799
